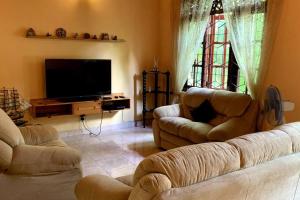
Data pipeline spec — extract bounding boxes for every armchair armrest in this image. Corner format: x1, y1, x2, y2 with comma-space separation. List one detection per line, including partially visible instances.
7, 144, 81, 175
129, 173, 171, 200
19, 125, 59, 145
207, 101, 259, 141
75, 175, 132, 200
153, 104, 182, 119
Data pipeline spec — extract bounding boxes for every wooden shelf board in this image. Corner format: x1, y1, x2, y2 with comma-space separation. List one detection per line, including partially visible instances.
26, 35, 126, 43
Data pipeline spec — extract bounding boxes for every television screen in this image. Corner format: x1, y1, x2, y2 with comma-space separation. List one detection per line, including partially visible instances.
45, 59, 111, 99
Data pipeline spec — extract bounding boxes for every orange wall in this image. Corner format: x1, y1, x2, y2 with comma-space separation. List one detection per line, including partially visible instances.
264, 0, 300, 122
0, 0, 160, 131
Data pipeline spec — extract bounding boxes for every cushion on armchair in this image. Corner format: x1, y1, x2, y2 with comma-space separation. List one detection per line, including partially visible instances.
7, 144, 81, 175
190, 99, 216, 123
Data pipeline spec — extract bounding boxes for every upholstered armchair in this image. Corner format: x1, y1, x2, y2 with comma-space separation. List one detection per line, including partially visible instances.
0, 108, 82, 200
152, 87, 259, 149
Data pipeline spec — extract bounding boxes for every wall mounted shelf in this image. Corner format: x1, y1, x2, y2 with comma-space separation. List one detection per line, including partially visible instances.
26, 35, 126, 43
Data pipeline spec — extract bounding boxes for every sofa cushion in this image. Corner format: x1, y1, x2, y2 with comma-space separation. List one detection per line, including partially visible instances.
134, 142, 240, 187
19, 125, 59, 145
191, 99, 216, 123
0, 109, 25, 147
182, 87, 215, 119
8, 144, 81, 175
210, 90, 252, 117
0, 140, 13, 172
227, 130, 292, 168
275, 122, 300, 153
75, 175, 132, 200
159, 117, 213, 143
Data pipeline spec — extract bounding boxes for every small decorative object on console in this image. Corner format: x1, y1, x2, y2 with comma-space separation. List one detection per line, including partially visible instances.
101, 33, 109, 40
83, 33, 91, 39
152, 57, 159, 72
26, 28, 36, 37
92, 35, 97, 39
0, 87, 31, 126
73, 33, 79, 39
55, 28, 67, 38
46, 32, 52, 37
111, 35, 118, 40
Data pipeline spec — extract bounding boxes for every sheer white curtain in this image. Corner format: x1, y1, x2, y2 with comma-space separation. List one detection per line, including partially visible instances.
223, 0, 266, 99
174, 0, 213, 93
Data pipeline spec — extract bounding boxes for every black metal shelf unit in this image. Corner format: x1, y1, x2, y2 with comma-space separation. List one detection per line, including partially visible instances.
142, 70, 170, 128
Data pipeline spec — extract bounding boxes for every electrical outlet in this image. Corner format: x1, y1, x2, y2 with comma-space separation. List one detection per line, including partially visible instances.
80, 115, 85, 121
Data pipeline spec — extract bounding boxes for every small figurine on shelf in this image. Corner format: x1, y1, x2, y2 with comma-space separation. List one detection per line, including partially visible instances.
83, 33, 91, 39
26, 28, 36, 37
100, 33, 109, 40
72, 33, 79, 39
46, 32, 52, 37
92, 35, 97, 40
55, 28, 67, 38
152, 57, 159, 72
111, 35, 118, 40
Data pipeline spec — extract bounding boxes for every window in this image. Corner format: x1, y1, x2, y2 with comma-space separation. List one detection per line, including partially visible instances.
186, 0, 246, 93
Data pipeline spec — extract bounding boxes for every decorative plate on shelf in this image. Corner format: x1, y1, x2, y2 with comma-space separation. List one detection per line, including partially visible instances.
55, 28, 66, 38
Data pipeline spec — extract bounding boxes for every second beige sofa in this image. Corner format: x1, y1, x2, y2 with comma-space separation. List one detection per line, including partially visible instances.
75, 122, 300, 200
153, 87, 259, 149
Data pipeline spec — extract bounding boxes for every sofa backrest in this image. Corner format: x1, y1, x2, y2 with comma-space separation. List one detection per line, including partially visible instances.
133, 142, 240, 188
210, 90, 252, 117
0, 108, 24, 172
133, 122, 300, 190
0, 109, 24, 147
182, 87, 252, 120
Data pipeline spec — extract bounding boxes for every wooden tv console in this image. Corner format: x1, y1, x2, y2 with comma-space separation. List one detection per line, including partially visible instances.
30, 94, 130, 118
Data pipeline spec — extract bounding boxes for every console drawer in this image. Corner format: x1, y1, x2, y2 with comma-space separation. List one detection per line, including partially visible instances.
72, 102, 101, 115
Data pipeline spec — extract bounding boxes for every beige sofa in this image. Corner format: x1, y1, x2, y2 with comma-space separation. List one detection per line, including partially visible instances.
153, 87, 259, 149
0, 108, 82, 200
75, 122, 300, 200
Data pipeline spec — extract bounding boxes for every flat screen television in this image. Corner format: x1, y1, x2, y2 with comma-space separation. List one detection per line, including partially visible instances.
45, 59, 111, 100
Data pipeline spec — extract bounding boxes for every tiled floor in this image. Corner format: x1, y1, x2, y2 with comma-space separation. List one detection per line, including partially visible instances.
61, 126, 162, 178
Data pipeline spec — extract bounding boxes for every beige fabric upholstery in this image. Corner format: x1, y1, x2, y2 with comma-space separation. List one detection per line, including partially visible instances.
19, 125, 59, 145
160, 131, 193, 147
75, 175, 132, 200
152, 87, 258, 149
210, 90, 252, 117
227, 129, 292, 168
208, 101, 258, 141
129, 173, 171, 200
157, 153, 300, 200
275, 122, 300, 152
152, 120, 161, 146
159, 117, 212, 143
0, 169, 81, 200
116, 175, 134, 187
0, 110, 82, 199
75, 123, 300, 200
182, 87, 214, 108
0, 108, 24, 147
134, 142, 240, 187
8, 144, 81, 175
0, 140, 13, 172
153, 104, 182, 119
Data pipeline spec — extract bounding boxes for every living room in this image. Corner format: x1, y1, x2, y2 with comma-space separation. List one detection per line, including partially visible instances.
1, 0, 300, 199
